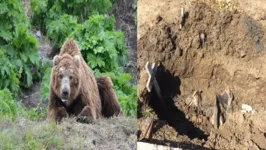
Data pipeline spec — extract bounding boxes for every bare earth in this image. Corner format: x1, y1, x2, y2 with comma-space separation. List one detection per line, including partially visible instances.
137, 0, 266, 149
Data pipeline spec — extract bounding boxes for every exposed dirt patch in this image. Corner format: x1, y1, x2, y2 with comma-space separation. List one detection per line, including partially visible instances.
138, 1, 266, 149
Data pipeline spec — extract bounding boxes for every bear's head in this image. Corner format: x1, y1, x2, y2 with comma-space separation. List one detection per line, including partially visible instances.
52, 54, 81, 106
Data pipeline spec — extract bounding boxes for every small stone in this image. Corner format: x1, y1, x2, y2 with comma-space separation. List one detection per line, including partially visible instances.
191, 114, 197, 122
36, 30, 42, 39
199, 31, 206, 48
240, 51, 246, 58
92, 140, 96, 145
197, 117, 203, 124
156, 15, 163, 24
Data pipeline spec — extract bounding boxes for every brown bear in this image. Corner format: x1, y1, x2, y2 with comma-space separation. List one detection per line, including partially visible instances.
47, 39, 122, 123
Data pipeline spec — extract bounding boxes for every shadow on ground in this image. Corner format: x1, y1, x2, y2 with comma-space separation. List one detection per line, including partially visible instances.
148, 65, 208, 140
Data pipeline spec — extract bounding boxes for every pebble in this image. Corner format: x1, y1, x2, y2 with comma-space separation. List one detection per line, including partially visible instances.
36, 30, 42, 39
191, 114, 197, 122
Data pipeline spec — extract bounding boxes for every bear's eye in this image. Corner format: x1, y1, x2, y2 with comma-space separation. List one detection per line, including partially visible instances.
59, 73, 63, 79
69, 76, 73, 80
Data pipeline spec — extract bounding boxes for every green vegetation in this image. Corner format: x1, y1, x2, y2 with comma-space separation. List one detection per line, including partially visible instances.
0, 120, 64, 150
0, 0, 136, 126
0, 0, 43, 95
0, 0, 136, 149
0, 89, 45, 121
30, 0, 112, 47
32, 0, 137, 116
0, 0, 47, 122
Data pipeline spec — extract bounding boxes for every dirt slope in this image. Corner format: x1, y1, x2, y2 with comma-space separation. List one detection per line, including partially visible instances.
0, 117, 136, 150
137, 0, 266, 149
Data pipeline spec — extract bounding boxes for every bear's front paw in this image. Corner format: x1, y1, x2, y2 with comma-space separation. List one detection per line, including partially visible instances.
76, 115, 90, 124
55, 107, 68, 122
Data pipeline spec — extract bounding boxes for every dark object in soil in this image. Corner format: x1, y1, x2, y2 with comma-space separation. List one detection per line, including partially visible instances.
180, 8, 189, 30
211, 90, 233, 128
148, 65, 208, 140
145, 62, 165, 108
156, 15, 163, 24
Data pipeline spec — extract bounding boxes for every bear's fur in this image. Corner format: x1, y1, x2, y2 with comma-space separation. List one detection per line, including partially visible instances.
47, 39, 122, 123
96, 76, 123, 117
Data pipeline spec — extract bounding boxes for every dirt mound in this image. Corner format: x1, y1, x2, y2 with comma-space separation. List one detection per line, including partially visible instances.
138, 2, 266, 149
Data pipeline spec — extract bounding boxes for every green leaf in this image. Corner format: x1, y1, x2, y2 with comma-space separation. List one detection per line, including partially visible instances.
20, 53, 27, 62
94, 46, 105, 54
2, 65, 10, 76
25, 66, 33, 87
0, 3, 8, 14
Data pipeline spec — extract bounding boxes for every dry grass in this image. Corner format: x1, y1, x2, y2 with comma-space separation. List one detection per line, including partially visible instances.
0, 117, 136, 150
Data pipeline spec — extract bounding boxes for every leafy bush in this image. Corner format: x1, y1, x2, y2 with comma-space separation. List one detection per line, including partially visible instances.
0, 49, 20, 94
46, 14, 79, 47
30, 0, 112, 47
0, 0, 42, 94
70, 15, 127, 73
40, 67, 51, 100
0, 89, 45, 121
0, 89, 16, 118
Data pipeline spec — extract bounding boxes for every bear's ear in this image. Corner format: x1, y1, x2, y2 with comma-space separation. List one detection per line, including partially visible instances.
53, 55, 60, 66
73, 55, 81, 68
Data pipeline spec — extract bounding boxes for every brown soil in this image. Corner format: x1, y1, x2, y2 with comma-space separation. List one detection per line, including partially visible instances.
137, 0, 266, 149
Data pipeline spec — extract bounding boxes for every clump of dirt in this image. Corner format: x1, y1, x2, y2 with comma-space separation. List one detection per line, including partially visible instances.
138, 1, 266, 149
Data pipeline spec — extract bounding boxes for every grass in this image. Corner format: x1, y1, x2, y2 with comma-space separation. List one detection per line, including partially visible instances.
0, 89, 136, 149
0, 119, 62, 150
0, 116, 136, 150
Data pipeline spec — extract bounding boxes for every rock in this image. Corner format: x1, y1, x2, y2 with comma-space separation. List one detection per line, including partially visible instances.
241, 104, 256, 114
191, 114, 197, 122
21, 82, 47, 108
156, 15, 163, 24
36, 30, 42, 39
240, 51, 246, 58
210, 89, 233, 128
185, 90, 202, 109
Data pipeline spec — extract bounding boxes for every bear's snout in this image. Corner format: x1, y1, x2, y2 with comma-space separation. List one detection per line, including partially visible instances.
61, 87, 70, 101
62, 89, 69, 99
60, 77, 70, 101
